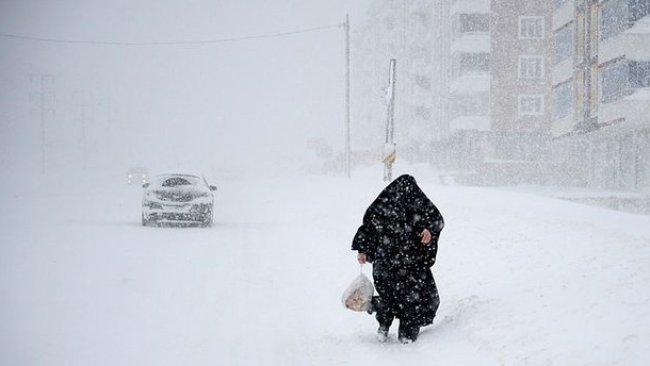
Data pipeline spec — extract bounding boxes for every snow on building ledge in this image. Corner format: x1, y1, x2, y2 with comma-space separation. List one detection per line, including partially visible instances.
551, 116, 577, 138
451, 34, 491, 54
552, 59, 573, 85
624, 87, 650, 101
552, 2, 574, 31
600, 33, 650, 63
599, 96, 650, 132
627, 15, 650, 34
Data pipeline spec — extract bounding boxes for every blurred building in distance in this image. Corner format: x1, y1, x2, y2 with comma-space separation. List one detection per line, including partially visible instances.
551, 0, 650, 191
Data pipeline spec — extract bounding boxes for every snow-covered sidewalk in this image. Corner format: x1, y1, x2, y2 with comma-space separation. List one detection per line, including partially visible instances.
1, 168, 649, 365
500, 185, 650, 215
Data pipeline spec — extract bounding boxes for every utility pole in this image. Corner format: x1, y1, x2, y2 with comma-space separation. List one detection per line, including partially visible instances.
344, 14, 351, 178
384, 59, 397, 182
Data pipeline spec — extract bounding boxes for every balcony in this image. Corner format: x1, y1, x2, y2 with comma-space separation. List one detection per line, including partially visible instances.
450, 48, 490, 93
451, 11, 490, 53
600, 16, 650, 61
552, 1, 574, 31
451, 33, 491, 53
451, 73, 491, 93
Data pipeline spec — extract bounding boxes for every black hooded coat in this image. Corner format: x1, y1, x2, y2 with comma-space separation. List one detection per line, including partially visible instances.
352, 175, 444, 328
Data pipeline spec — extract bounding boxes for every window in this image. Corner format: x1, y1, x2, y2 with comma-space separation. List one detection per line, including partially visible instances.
453, 52, 490, 78
554, 23, 573, 64
629, 60, 650, 88
601, 58, 650, 103
519, 55, 544, 79
601, 0, 650, 41
162, 177, 192, 187
453, 13, 489, 38
519, 16, 544, 39
554, 81, 574, 119
450, 95, 489, 119
601, 58, 630, 103
600, 58, 650, 103
630, 0, 650, 22
601, 0, 629, 40
519, 95, 544, 116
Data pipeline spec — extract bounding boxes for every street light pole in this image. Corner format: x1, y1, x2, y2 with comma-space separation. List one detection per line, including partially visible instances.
384, 59, 397, 182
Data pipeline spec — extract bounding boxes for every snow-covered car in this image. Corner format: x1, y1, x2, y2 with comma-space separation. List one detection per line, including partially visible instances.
142, 173, 217, 227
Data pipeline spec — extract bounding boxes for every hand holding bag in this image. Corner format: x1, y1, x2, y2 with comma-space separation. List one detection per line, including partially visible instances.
341, 267, 374, 312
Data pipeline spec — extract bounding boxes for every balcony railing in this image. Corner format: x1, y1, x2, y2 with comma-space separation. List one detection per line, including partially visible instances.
601, 0, 650, 41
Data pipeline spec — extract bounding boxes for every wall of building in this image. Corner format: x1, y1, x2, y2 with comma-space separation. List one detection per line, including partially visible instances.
490, 0, 554, 133
548, 0, 650, 192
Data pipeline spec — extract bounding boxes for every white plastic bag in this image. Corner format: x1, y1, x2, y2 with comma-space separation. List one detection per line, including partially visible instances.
341, 272, 374, 312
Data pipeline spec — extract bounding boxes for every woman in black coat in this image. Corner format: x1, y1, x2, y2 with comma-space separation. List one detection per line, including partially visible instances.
352, 174, 444, 343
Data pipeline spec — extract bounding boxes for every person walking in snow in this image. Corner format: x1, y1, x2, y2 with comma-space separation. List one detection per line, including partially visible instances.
352, 174, 444, 343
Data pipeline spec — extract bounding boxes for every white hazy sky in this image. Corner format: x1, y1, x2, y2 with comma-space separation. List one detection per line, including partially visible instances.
0, 1, 371, 176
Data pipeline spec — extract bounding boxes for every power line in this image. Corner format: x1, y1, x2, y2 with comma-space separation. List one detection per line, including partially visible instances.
0, 23, 344, 46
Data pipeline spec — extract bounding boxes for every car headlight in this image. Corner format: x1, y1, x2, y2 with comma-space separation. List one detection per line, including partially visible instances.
191, 193, 211, 203
144, 200, 163, 210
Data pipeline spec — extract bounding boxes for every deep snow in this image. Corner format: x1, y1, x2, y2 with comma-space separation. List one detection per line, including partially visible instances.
1, 165, 650, 365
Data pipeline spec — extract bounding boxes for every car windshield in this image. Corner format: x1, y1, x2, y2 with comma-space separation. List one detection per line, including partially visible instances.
162, 177, 193, 187
154, 175, 201, 188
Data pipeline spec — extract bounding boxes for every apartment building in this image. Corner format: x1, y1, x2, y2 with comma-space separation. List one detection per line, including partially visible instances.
433, 0, 554, 175
551, 0, 650, 190
432, 0, 492, 169
448, 0, 491, 133
490, 0, 554, 161
353, 0, 437, 161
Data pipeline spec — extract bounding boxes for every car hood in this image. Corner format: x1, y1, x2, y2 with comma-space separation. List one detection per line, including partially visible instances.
145, 186, 211, 203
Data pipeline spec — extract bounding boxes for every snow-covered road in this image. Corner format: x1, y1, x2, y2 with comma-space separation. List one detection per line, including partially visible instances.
2, 167, 650, 365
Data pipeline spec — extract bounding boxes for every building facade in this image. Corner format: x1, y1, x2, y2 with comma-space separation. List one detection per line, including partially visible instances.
432, 0, 492, 170
356, 0, 649, 191
490, 0, 554, 163
433, 0, 554, 176
551, 0, 650, 191
448, 0, 491, 133
353, 0, 437, 161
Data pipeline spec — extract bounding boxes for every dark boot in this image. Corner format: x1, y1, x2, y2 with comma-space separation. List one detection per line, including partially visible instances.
371, 297, 394, 342
374, 299, 394, 331
377, 325, 389, 343
398, 322, 419, 344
